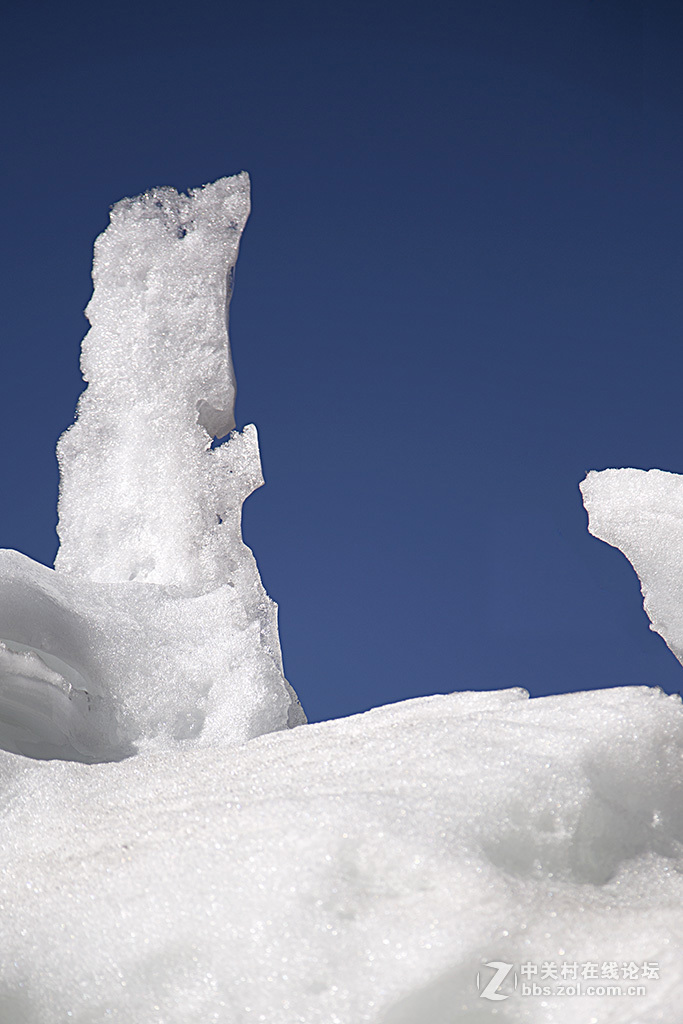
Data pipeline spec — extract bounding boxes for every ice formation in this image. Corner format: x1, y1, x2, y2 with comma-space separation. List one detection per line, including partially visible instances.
582, 467, 683, 665
0, 179, 681, 1022
0, 174, 304, 763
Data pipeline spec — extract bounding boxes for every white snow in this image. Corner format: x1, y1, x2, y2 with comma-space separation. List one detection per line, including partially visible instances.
0, 175, 304, 764
0, 177, 680, 1021
55, 175, 251, 593
0, 685, 681, 1022
582, 467, 683, 665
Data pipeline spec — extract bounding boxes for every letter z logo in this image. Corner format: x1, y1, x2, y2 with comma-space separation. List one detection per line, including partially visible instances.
477, 961, 516, 1000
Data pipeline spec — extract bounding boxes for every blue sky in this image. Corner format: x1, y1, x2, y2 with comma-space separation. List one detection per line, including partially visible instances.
2, 0, 683, 723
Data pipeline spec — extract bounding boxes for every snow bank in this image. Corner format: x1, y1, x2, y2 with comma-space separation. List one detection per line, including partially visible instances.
0, 685, 680, 1022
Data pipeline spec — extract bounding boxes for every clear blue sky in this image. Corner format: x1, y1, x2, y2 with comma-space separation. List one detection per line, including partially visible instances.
2, 0, 683, 723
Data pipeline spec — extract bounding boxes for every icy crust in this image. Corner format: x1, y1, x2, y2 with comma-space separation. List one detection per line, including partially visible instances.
56, 173, 254, 593
0, 686, 680, 1022
581, 468, 683, 664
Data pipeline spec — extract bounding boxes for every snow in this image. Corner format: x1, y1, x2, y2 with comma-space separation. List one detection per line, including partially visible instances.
582, 467, 683, 665
0, 686, 681, 1022
0, 175, 304, 764
55, 175, 251, 592
0, 176, 681, 1021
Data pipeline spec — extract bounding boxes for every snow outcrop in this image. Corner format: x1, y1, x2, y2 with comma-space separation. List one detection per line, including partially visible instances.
0, 175, 304, 762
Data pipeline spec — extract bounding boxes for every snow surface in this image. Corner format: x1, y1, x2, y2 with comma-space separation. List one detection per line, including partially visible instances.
0, 686, 681, 1022
0, 178, 681, 1021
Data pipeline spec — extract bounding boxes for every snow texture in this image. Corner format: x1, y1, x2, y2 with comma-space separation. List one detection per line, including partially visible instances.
0, 686, 681, 1022
0, 180, 681, 1021
55, 175, 251, 591
0, 174, 304, 763
582, 467, 683, 665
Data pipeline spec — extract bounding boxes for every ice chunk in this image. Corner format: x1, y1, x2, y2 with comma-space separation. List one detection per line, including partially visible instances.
0, 686, 680, 1021
0, 175, 304, 760
581, 467, 683, 664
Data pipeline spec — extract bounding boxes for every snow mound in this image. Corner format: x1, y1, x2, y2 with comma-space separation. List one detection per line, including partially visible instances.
0, 685, 680, 1022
